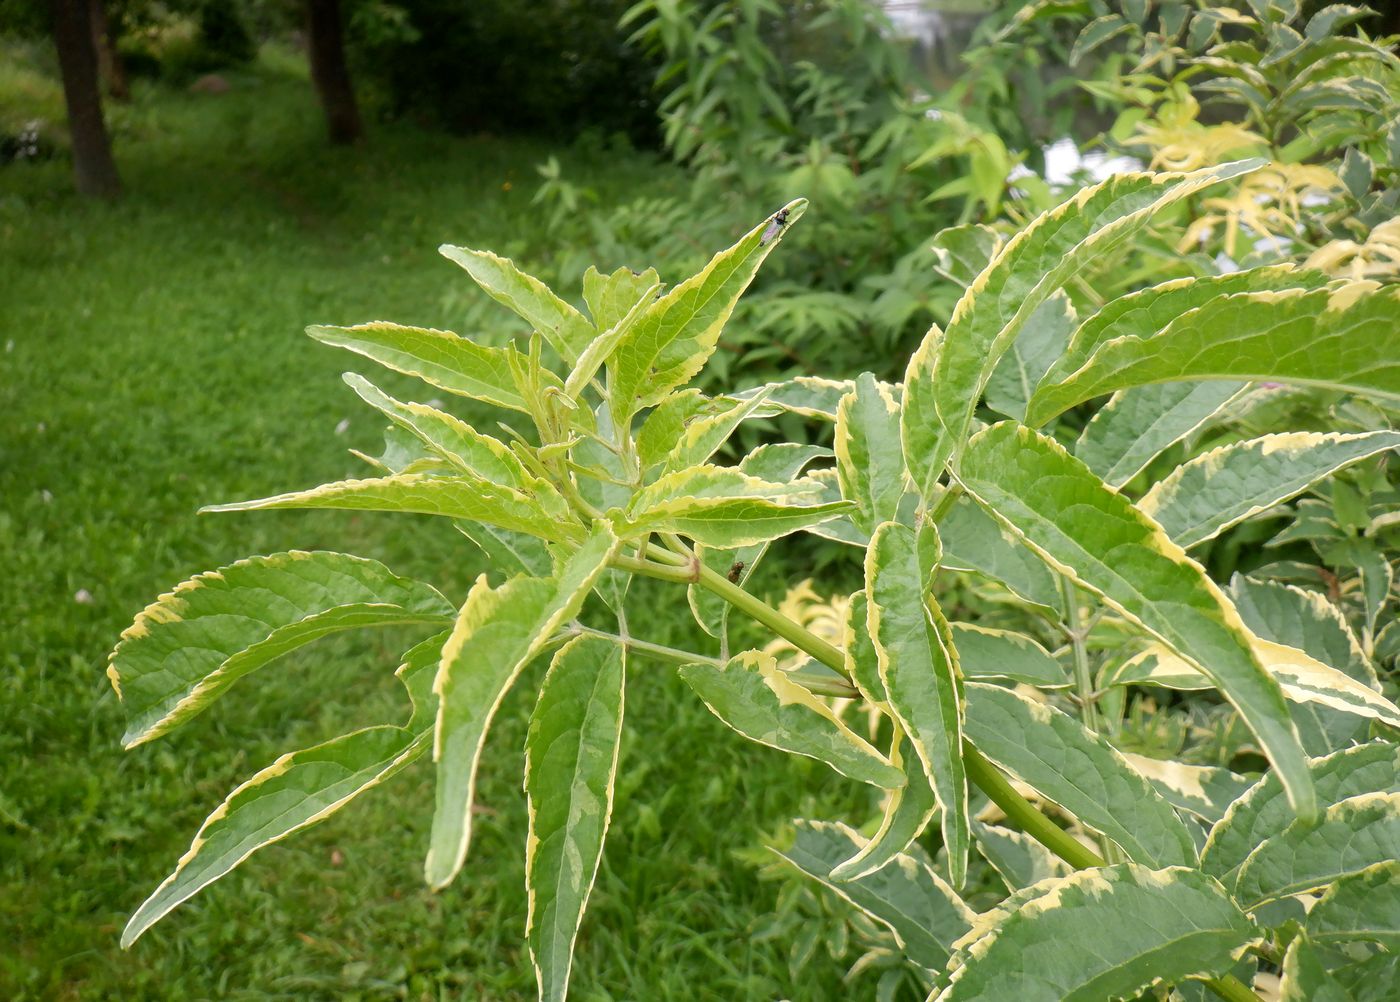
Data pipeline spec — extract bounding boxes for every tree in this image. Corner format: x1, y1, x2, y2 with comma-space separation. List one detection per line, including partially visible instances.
306, 0, 362, 145
50, 0, 122, 197
90, 0, 129, 101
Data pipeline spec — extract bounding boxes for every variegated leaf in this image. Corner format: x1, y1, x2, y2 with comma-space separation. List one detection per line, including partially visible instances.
866, 521, 970, 886
963, 682, 1197, 867
204, 472, 579, 543
902, 159, 1263, 495
1203, 742, 1400, 887
835, 373, 907, 534
1236, 792, 1400, 908
439, 246, 595, 363
609, 200, 806, 426
956, 421, 1315, 821
1026, 284, 1400, 426
777, 820, 974, 974
121, 631, 445, 947
426, 524, 618, 889
1140, 431, 1400, 548
308, 322, 535, 413
678, 651, 904, 789
524, 636, 625, 1002
107, 551, 454, 747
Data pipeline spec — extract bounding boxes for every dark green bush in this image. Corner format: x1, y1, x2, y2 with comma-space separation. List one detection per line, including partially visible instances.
348, 0, 660, 144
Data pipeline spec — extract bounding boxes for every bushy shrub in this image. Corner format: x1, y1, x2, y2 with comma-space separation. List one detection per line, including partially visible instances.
107, 162, 1400, 1001
347, 0, 660, 144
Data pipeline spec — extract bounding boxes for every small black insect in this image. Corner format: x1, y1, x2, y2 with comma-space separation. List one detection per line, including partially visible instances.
760, 209, 790, 244
727, 560, 746, 583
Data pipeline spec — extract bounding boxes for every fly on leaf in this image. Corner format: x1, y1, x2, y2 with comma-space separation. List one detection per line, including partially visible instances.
760, 209, 790, 245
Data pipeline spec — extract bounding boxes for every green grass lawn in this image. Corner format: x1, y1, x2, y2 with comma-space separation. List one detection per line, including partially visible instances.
1, 52, 879, 1000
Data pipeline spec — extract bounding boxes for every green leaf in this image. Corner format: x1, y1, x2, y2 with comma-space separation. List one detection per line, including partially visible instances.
621, 464, 852, 548
204, 472, 580, 544
1047, 265, 1324, 385
1074, 382, 1244, 488
956, 422, 1315, 820
940, 497, 1061, 610
733, 375, 857, 421
1026, 284, 1400, 426
634, 389, 718, 474
1236, 792, 1400, 908
307, 322, 534, 413
687, 444, 831, 639
120, 632, 445, 947
426, 524, 618, 889
662, 388, 771, 474
565, 276, 662, 400
678, 651, 904, 789
831, 733, 939, 881
582, 265, 661, 333
524, 636, 625, 1002
1306, 860, 1400, 948
1140, 431, 1400, 548
866, 521, 970, 886
901, 159, 1263, 496
973, 822, 1072, 890
1332, 952, 1400, 1002
1108, 635, 1400, 734
963, 682, 1196, 867
342, 373, 529, 486
609, 200, 806, 426
455, 522, 554, 578
983, 291, 1077, 422
1119, 753, 1254, 825
941, 864, 1257, 1002
1070, 14, 1130, 65
107, 551, 454, 748
844, 589, 887, 706
438, 246, 594, 363
836, 373, 908, 534
1278, 935, 1356, 1002
1203, 742, 1400, 886
1230, 575, 1377, 688
951, 624, 1068, 688
775, 820, 974, 973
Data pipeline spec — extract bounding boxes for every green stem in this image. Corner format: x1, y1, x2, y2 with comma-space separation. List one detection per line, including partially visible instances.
927, 482, 964, 524
1060, 577, 1102, 740
963, 744, 1103, 868
610, 552, 695, 585
565, 624, 722, 668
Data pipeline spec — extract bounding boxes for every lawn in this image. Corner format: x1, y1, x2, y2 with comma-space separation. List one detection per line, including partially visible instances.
0, 52, 875, 1000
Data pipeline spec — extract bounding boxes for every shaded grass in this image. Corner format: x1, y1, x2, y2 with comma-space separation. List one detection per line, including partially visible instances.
0, 52, 878, 1000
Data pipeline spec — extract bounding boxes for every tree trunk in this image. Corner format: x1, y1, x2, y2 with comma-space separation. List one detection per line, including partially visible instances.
305, 0, 363, 145
90, 0, 130, 102
50, 0, 122, 198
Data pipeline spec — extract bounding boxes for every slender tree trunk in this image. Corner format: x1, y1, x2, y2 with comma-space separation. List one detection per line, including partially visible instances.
50, 0, 122, 198
89, 0, 130, 102
305, 0, 363, 145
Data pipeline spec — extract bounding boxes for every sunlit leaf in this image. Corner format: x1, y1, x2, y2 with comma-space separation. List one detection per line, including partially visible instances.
902, 160, 1263, 496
